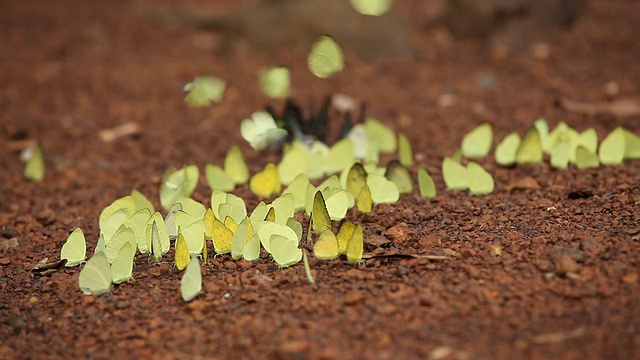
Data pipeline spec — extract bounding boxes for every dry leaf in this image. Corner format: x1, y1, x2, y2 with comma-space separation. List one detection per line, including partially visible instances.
99, 122, 141, 142
505, 176, 540, 191
559, 97, 640, 117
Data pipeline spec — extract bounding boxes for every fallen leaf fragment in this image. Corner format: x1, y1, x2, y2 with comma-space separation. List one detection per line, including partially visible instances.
31, 259, 67, 277
505, 176, 540, 191
99, 122, 141, 142
559, 97, 640, 117
532, 327, 585, 344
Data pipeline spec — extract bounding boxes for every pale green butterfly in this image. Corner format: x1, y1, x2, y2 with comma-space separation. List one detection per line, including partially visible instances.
231, 217, 252, 261
533, 118, 550, 153
94, 233, 106, 256
623, 129, 640, 159
282, 173, 310, 212
442, 156, 468, 190
259, 66, 290, 98
147, 220, 169, 261
278, 144, 307, 185
99, 195, 135, 235
177, 197, 206, 220
257, 221, 300, 253
367, 173, 400, 204
550, 140, 571, 170
575, 146, 599, 169
143, 211, 169, 255
105, 225, 135, 263
181, 256, 203, 302
286, 217, 303, 241
163, 203, 184, 241
466, 161, 494, 195
205, 164, 235, 192
321, 188, 349, 221
269, 194, 296, 225
60, 227, 86, 267
218, 202, 247, 227
346, 224, 364, 264
350, 0, 393, 16
24, 144, 45, 182
130, 189, 155, 213
308, 35, 344, 78
323, 139, 355, 175
180, 220, 205, 255
123, 208, 152, 252
249, 201, 269, 229
111, 242, 135, 284
577, 128, 598, 155
269, 234, 302, 267
494, 132, 521, 166
305, 141, 329, 179
385, 160, 412, 194
516, 126, 543, 164
184, 76, 225, 107
599, 127, 625, 165
78, 251, 112, 296
240, 111, 287, 151
224, 145, 250, 185
243, 234, 262, 262
100, 208, 130, 245
365, 118, 397, 153
398, 133, 413, 167
159, 165, 199, 210
461, 123, 493, 159
417, 166, 436, 199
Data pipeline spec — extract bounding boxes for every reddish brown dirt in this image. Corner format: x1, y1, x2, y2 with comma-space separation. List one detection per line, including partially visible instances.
1, 0, 640, 359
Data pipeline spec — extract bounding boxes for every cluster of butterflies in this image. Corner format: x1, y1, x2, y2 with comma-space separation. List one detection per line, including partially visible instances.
440, 120, 640, 195
61, 157, 404, 301
455, 120, 640, 169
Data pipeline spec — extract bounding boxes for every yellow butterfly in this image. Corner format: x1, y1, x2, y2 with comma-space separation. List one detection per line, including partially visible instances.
175, 233, 190, 271
211, 219, 234, 254
356, 184, 373, 213
336, 220, 356, 254
250, 163, 281, 197
313, 230, 339, 260
346, 162, 368, 199
516, 126, 543, 164
24, 144, 45, 182
312, 191, 331, 234
346, 224, 364, 263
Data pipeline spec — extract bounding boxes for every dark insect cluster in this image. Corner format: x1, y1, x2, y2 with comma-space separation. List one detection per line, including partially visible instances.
265, 97, 366, 148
